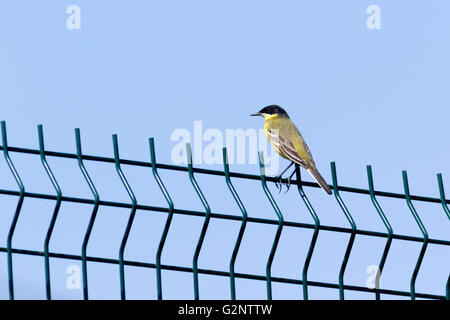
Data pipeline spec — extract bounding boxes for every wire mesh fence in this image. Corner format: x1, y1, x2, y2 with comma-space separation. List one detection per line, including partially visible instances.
0, 121, 449, 300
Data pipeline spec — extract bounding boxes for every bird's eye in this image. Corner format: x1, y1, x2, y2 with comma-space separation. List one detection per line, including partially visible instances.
268, 129, 272, 133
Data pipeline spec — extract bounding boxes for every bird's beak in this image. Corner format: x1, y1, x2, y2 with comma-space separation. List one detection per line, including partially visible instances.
250, 112, 262, 117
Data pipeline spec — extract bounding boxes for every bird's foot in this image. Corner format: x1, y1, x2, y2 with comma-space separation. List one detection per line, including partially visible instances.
274, 176, 292, 193
283, 176, 292, 193
274, 175, 283, 193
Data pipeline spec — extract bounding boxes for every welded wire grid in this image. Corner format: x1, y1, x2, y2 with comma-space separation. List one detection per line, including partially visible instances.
0, 121, 449, 300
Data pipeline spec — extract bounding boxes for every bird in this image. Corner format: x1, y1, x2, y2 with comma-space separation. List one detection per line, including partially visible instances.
251, 105, 332, 194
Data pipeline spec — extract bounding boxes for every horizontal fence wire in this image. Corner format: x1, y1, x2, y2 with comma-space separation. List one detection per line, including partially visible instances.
0, 122, 449, 300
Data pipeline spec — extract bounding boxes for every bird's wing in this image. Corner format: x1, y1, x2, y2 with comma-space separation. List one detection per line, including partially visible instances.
300, 138, 315, 167
267, 129, 309, 167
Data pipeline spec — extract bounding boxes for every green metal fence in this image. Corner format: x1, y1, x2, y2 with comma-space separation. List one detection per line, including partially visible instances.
0, 121, 449, 300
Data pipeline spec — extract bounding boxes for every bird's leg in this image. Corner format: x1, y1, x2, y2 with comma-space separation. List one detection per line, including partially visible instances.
274, 162, 294, 192
284, 169, 297, 192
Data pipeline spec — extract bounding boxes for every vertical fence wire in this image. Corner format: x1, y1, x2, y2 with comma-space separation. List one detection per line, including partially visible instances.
447, 275, 450, 300
1, 121, 25, 300
258, 152, 284, 300
367, 165, 393, 300
330, 162, 357, 300
294, 164, 320, 300
437, 174, 450, 221
150, 137, 174, 300
223, 147, 248, 300
75, 128, 100, 300
38, 125, 62, 300
436, 173, 450, 300
186, 143, 211, 300
402, 171, 429, 300
113, 134, 137, 300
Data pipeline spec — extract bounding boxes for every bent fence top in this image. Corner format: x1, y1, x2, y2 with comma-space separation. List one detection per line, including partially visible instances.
0, 121, 449, 300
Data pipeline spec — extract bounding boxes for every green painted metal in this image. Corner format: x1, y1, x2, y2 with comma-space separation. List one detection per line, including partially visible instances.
38, 125, 62, 300
367, 165, 393, 300
223, 147, 248, 300
75, 128, 100, 300
447, 276, 450, 300
0, 122, 448, 300
294, 164, 320, 300
330, 162, 357, 300
113, 134, 138, 300
185, 143, 211, 300
438, 174, 450, 300
0, 143, 449, 205
258, 152, 284, 300
0, 187, 446, 243
0, 243, 446, 299
150, 137, 174, 300
1, 121, 25, 300
402, 171, 429, 300
437, 174, 450, 220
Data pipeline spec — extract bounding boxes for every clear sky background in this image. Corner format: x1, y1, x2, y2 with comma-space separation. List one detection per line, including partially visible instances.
0, 1, 449, 299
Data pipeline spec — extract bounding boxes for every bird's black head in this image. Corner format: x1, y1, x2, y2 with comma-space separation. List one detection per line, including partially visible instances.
251, 105, 289, 118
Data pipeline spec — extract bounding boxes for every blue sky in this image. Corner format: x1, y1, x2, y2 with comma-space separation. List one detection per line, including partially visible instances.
0, 1, 449, 299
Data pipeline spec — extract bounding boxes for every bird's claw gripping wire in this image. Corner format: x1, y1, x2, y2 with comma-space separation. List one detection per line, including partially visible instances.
284, 169, 297, 192
284, 176, 292, 192
274, 162, 295, 193
274, 175, 284, 193
274, 168, 297, 193
274, 176, 290, 193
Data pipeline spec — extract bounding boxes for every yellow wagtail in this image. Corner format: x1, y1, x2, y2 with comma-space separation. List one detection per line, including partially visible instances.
251, 105, 332, 194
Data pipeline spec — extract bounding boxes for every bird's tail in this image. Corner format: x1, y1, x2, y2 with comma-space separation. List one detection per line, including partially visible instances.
307, 167, 332, 195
